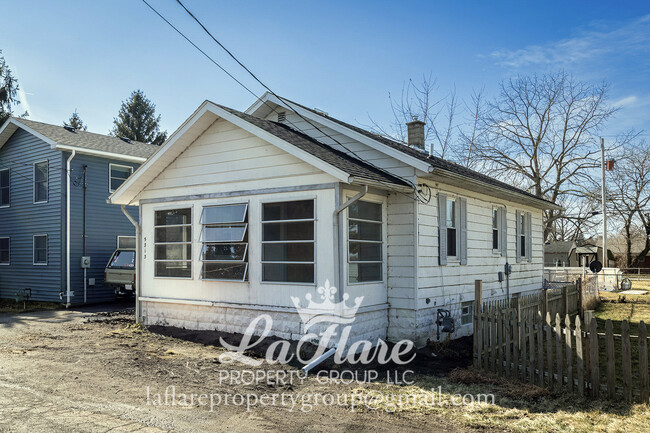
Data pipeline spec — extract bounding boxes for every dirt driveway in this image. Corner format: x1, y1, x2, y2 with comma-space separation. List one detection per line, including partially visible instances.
0, 306, 470, 433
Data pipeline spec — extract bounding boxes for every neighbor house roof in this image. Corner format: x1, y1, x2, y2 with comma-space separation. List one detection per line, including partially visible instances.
544, 241, 574, 254
247, 93, 562, 210
0, 117, 159, 162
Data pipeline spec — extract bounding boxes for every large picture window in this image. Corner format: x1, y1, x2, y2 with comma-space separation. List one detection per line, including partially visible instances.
0, 168, 9, 207
109, 164, 133, 192
262, 200, 314, 283
34, 161, 48, 203
200, 203, 248, 281
154, 208, 192, 278
348, 200, 383, 283
33, 234, 47, 265
0, 237, 9, 265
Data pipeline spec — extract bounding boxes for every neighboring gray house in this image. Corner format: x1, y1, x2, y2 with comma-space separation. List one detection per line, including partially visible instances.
0, 117, 158, 305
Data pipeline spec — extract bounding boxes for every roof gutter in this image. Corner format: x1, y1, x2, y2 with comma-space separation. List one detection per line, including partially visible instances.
348, 176, 414, 193
428, 167, 563, 211
53, 144, 147, 163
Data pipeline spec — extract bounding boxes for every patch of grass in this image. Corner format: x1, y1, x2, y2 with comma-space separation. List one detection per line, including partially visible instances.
348, 369, 650, 432
599, 290, 650, 306
0, 298, 61, 314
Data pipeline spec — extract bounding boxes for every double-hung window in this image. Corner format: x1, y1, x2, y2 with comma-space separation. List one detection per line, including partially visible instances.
33, 235, 47, 265
34, 161, 48, 203
446, 198, 457, 258
262, 200, 315, 283
0, 168, 9, 207
154, 208, 192, 278
0, 237, 9, 265
516, 210, 532, 262
109, 164, 133, 192
200, 203, 248, 281
348, 200, 383, 283
492, 208, 500, 251
519, 212, 526, 258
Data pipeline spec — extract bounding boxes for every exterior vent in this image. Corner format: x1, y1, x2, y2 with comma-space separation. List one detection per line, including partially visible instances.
63, 125, 76, 133
119, 136, 132, 144
313, 108, 329, 116
277, 111, 286, 123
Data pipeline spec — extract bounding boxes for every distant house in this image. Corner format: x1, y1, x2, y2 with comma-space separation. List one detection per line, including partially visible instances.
0, 118, 158, 305
544, 239, 609, 268
109, 94, 560, 347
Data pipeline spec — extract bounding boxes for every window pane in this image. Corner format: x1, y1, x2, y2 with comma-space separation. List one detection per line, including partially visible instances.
349, 242, 382, 262
492, 209, 498, 229
262, 200, 313, 221
35, 182, 47, 202
0, 250, 8, 263
34, 236, 47, 250
348, 221, 381, 241
111, 166, 132, 180
447, 227, 457, 257
0, 170, 8, 186
492, 230, 499, 250
108, 251, 135, 269
111, 177, 126, 191
118, 237, 136, 249
0, 238, 8, 250
0, 188, 8, 206
519, 214, 525, 232
349, 263, 382, 283
202, 263, 247, 280
155, 244, 192, 260
202, 243, 247, 261
262, 263, 314, 283
155, 226, 191, 243
155, 208, 191, 226
202, 225, 246, 242
349, 201, 382, 221
155, 261, 191, 278
201, 204, 247, 224
263, 243, 314, 262
263, 221, 314, 241
446, 199, 455, 228
34, 162, 47, 182
520, 236, 526, 257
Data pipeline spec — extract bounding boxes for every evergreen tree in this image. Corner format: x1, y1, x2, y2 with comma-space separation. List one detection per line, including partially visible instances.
111, 90, 167, 145
0, 50, 26, 125
63, 110, 87, 131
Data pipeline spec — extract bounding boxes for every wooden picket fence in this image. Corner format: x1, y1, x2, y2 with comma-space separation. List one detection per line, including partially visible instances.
472, 281, 649, 403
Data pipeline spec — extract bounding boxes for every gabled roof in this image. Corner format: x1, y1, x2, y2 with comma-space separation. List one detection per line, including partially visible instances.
0, 117, 159, 162
247, 93, 562, 210
109, 101, 412, 205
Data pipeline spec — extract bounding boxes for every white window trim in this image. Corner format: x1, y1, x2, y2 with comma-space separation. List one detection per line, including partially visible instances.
492, 206, 501, 254
260, 198, 317, 285
109, 163, 134, 193
33, 160, 49, 204
153, 207, 193, 279
33, 234, 48, 266
0, 168, 10, 208
461, 301, 473, 325
346, 197, 386, 285
0, 236, 10, 265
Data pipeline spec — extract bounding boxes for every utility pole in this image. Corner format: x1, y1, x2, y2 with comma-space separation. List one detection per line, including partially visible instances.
601, 137, 608, 268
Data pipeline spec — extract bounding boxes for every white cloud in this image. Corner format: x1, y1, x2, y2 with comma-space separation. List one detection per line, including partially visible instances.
486, 14, 650, 69
612, 95, 638, 107
17, 87, 31, 117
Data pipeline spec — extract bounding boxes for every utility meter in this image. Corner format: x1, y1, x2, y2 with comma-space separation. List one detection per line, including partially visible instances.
80, 256, 91, 268
504, 262, 512, 275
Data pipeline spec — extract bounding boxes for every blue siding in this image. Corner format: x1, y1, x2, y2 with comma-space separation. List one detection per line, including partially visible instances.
0, 129, 64, 302
66, 153, 139, 304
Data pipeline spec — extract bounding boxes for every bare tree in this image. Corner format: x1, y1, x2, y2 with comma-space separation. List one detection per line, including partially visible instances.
472, 71, 622, 241
550, 195, 600, 241
368, 73, 458, 158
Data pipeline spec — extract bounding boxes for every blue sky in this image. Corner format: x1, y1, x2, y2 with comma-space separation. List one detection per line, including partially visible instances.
2, 0, 650, 141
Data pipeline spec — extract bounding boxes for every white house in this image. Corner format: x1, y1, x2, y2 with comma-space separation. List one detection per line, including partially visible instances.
109, 93, 561, 347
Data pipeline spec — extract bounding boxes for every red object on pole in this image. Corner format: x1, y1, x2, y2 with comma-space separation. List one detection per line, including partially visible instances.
606, 160, 615, 171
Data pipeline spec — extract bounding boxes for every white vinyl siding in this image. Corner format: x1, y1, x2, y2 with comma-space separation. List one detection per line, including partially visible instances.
33, 160, 48, 203
154, 208, 192, 278
33, 234, 47, 265
0, 168, 9, 207
109, 164, 133, 193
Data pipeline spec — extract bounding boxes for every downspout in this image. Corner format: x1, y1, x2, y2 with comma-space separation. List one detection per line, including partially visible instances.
121, 205, 142, 324
66, 150, 76, 307
82, 165, 87, 304
333, 185, 368, 303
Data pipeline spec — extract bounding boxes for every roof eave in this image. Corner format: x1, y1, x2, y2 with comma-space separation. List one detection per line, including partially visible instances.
348, 176, 414, 193
53, 144, 147, 163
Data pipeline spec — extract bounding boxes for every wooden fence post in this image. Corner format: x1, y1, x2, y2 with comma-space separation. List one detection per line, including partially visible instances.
537, 311, 544, 387
505, 309, 511, 378
529, 313, 536, 384
497, 309, 503, 375
576, 278, 583, 318
565, 314, 573, 392
473, 280, 483, 368
639, 321, 648, 404
605, 320, 616, 399
555, 313, 563, 388
542, 289, 548, 323
562, 286, 568, 318
546, 312, 553, 387
513, 310, 520, 379
590, 318, 600, 399
521, 310, 527, 381
621, 321, 632, 403
575, 315, 584, 397
491, 307, 497, 372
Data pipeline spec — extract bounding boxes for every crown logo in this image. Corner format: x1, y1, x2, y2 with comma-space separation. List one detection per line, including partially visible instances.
291, 280, 363, 331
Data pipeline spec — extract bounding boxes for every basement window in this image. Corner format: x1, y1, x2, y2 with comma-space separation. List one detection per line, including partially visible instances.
461, 301, 473, 325
348, 200, 383, 283
262, 200, 315, 283
154, 208, 192, 278
109, 164, 133, 193
200, 203, 248, 281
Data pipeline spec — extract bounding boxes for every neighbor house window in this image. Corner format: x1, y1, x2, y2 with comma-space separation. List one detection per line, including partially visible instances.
262, 200, 314, 283
117, 236, 136, 249
33, 235, 47, 265
0, 168, 9, 207
446, 198, 457, 257
34, 161, 48, 203
492, 208, 499, 251
109, 164, 133, 192
154, 208, 192, 278
461, 301, 473, 325
348, 200, 383, 283
519, 212, 526, 258
200, 203, 248, 281
0, 237, 9, 265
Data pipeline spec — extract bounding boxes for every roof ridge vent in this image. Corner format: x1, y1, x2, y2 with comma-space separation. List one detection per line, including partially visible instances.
119, 136, 132, 144
277, 111, 286, 123
63, 125, 76, 133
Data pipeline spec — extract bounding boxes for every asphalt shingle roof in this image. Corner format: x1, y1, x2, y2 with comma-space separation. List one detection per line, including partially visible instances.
281, 99, 557, 206
14, 118, 159, 159
216, 104, 411, 188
